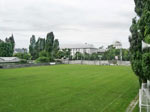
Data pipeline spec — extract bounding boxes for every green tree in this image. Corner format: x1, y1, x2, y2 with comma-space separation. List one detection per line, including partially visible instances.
129, 0, 150, 84
83, 52, 90, 60
53, 39, 59, 58
39, 51, 49, 58
36, 38, 45, 53
90, 53, 98, 60
74, 52, 83, 60
29, 35, 38, 59
122, 49, 130, 61
0, 42, 13, 57
62, 49, 71, 59
56, 51, 65, 59
45, 32, 54, 57
5, 34, 15, 54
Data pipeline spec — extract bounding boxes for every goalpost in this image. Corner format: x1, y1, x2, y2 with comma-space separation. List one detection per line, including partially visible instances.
139, 81, 150, 112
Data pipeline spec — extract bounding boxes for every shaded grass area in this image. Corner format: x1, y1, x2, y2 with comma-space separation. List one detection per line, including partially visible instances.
133, 104, 139, 112
0, 65, 139, 112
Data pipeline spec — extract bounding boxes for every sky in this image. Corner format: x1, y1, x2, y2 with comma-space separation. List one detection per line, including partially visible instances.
0, 0, 136, 48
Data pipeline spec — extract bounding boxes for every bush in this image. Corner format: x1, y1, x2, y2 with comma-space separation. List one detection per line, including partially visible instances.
14, 53, 31, 60
0, 65, 3, 68
39, 51, 49, 57
20, 59, 27, 64
36, 57, 49, 63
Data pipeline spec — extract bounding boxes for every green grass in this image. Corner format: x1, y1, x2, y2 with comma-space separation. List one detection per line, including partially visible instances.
133, 104, 139, 112
0, 65, 139, 112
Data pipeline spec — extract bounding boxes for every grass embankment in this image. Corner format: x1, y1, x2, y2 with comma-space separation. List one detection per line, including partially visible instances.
0, 65, 139, 112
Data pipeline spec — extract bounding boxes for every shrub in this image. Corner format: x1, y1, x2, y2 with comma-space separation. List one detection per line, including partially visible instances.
14, 53, 31, 60
36, 57, 49, 63
39, 51, 49, 57
0, 65, 3, 68
20, 59, 27, 64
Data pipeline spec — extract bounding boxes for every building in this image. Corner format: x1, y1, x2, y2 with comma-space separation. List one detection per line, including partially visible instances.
113, 41, 122, 49
14, 48, 28, 54
0, 57, 21, 63
113, 41, 123, 61
60, 43, 98, 56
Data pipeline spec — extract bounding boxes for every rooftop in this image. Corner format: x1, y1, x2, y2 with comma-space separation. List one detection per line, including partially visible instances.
60, 43, 96, 49
0, 57, 20, 63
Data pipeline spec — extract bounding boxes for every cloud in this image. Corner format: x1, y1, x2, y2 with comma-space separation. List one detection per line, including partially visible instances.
0, 0, 135, 48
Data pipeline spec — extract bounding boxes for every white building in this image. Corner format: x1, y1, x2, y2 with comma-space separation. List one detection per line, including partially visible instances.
0, 57, 21, 63
14, 48, 28, 54
60, 43, 98, 56
113, 41, 122, 49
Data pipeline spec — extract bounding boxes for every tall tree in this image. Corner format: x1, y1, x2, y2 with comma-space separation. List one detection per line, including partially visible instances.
45, 32, 54, 56
29, 35, 37, 59
129, 0, 150, 83
0, 42, 13, 57
36, 37, 45, 52
52, 39, 59, 57
5, 34, 15, 53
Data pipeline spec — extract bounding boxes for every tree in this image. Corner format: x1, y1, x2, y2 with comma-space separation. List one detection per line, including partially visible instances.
56, 51, 65, 59
129, 18, 144, 83
36, 38, 45, 53
129, 0, 150, 84
0, 39, 4, 43
62, 49, 71, 59
83, 52, 90, 60
0, 42, 13, 57
39, 51, 49, 57
29, 35, 38, 59
90, 53, 98, 60
28, 32, 60, 61
52, 39, 59, 57
5, 34, 15, 53
45, 32, 54, 57
74, 52, 83, 60
122, 49, 130, 61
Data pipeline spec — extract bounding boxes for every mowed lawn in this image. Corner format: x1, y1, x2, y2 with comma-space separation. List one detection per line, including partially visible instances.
0, 65, 139, 112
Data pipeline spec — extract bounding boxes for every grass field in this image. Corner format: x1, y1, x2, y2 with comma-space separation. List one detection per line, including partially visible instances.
0, 65, 139, 112
133, 105, 139, 112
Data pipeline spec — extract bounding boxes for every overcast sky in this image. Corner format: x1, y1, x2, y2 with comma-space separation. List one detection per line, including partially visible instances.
0, 0, 136, 48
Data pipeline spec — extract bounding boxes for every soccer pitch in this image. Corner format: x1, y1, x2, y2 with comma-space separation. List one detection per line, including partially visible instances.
0, 65, 139, 112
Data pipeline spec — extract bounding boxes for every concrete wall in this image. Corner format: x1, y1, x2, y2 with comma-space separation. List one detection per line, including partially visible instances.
0, 63, 60, 69
62, 60, 130, 66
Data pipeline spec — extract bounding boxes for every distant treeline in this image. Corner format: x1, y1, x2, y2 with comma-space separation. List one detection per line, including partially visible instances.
0, 32, 130, 62
29, 32, 59, 62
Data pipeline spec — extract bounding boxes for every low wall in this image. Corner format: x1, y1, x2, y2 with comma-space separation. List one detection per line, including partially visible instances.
62, 60, 130, 66
0, 63, 60, 69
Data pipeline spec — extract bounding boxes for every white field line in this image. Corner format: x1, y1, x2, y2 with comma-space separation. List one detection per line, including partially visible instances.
126, 94, 139, 112
101, 86, 135, 112
101, 94, 123, 112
